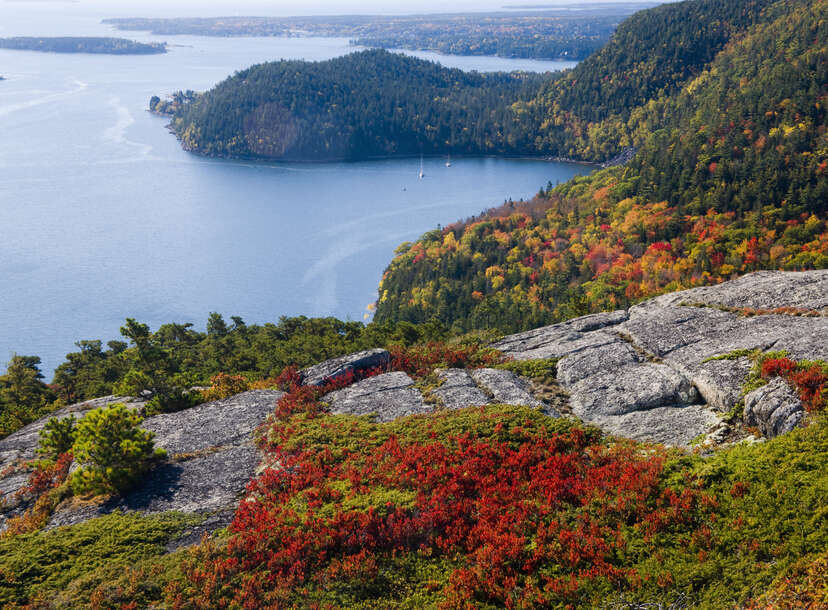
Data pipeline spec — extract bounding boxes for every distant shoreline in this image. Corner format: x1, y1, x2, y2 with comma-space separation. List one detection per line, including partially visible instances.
100, 10, 636, 62
161, 128, 600, 167
0, 36, 166, 55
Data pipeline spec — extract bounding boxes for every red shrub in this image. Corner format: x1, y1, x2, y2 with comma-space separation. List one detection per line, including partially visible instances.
16, 451, 73, 501
274, 365, 302, 391
172, 402, 714, 608
647, 241, 673, 254
789, 366, 828, 411
760, 357, 827, 413
390, 342, 502, 377
761, 358, 797, 379
730, 481, 750, 498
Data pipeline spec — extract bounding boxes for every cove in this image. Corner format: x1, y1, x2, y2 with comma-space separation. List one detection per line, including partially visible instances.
0, 13, 588, 375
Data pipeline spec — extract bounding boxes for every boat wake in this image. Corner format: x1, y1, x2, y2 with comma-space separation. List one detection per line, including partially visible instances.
101, 96, 154, 159
0, 78, 87, 118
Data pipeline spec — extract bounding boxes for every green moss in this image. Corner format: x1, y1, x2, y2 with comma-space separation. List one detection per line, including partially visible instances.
278, 404, 591, 459
50, 548, 190, 609
413, 371, 444, 406
0, 511, 201, 607
702, 348, 760, 363
287, 479, 418, 520
494, 358, 559, 382
629, 423, 828, 608
297, 551, 459, 609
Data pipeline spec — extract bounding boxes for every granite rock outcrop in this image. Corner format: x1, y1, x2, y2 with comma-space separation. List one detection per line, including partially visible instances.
743, 378, 805, 438
300, 348, 390, 386
0, 390, 281, 535
494, 270, 828, 445
2, 270, 824, 538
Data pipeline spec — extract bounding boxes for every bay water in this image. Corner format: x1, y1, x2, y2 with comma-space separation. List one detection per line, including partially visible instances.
0, 6, 587, 375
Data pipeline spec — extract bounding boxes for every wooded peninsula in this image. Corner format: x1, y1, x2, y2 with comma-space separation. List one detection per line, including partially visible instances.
0, 37, 166, 55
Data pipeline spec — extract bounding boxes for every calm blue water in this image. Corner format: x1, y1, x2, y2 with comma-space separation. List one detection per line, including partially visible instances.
0, 6, 588, 376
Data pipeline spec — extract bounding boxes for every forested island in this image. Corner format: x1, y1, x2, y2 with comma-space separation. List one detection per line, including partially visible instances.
105, 6, 653, 60
148, 90, 197, 116
0, 37, 166, 55
161, 50, 548, 160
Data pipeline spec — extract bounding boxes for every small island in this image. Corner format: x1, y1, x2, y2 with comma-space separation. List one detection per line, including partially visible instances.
0, 37, 166, 55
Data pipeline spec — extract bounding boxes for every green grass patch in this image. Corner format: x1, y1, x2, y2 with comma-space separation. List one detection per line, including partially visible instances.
495, 357, 559, 382
702, 348, 760, 363
275, 404, 589, 459
639, 423, 828, 607
0, 511, 202, 607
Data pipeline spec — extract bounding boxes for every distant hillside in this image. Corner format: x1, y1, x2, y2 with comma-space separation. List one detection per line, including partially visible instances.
168, 49, 547, 161
164, 0, 776, 164
526, 0, 777, 159
375, 0, 828, 333
0, 37, 166, 55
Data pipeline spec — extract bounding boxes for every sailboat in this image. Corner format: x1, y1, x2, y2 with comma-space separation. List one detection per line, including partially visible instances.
445, 154, 452, 168
419, 155, 425, 179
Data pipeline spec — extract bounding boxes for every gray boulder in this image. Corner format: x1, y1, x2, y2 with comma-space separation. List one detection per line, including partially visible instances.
491, 310, 628, 362
433, 369, 491, 410
0, 390, 281, 535
556, 340, 641, 387
587, 404, 720, 447
492, 327, 621, 362
494, 271, 828, 444
49, 444, 261, 529
300, 348, 390, 386
470, 368, 548, 410
141, 390, 281, 456
322, 367, 560, 419
323, 371, 429, 421
687, 357, 753, 413
642, 269, 828, 311
568, 363, 699, 418
743, 378, 805, 437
